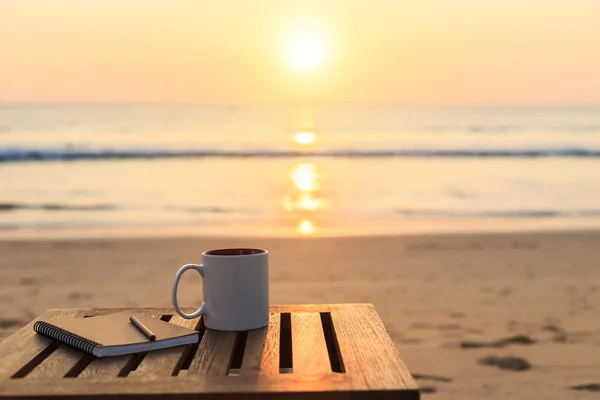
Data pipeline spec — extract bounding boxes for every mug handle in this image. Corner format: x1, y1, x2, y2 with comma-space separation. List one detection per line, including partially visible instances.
172, 264, 207, 319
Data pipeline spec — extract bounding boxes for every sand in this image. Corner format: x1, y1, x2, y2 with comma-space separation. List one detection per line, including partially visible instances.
1, 231, 600, 398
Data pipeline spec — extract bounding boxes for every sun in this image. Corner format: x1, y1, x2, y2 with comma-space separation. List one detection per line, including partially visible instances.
295, 131, 316, 145
286, 30, 325, 71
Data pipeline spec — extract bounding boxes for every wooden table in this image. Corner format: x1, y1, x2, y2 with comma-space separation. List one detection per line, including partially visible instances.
0, 304, 419, 399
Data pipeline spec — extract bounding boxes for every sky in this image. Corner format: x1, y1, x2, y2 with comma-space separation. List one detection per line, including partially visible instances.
1, 0, 599, 105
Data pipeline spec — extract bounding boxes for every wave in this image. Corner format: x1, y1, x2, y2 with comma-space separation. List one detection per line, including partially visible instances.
3, 147, 600, 162
0, 202, 114, 212
165, 205, 256, 214
396, 209, 600, 218
0, 202, 253, 214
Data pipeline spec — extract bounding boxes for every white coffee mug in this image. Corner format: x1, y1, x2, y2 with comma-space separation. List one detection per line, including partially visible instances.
172, 248, 269, 331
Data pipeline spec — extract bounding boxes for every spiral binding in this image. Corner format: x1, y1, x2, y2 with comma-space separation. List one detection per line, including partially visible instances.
34, 321, 101, 355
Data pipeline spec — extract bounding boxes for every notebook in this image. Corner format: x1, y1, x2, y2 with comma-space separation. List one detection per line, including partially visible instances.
33, 311, 199, 358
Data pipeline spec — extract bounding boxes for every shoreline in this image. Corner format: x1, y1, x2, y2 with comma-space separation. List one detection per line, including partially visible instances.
3, 217, 600, 241
2, 226, 600, 242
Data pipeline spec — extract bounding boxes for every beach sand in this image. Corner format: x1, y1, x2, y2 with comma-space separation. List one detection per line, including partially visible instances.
1, 231, 600, 398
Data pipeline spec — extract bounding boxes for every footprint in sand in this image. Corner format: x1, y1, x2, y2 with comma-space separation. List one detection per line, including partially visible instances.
460, 334, 535, 349
0, 318, 22, 329
414, 373, 453, 395
410, 322, 434, 329
570, 384, 600, 392
413, 373, 453, 383
478, 355, 531, 371
68, 292, 93, 300
19, 277, 36, 285
419, 386, 437, 394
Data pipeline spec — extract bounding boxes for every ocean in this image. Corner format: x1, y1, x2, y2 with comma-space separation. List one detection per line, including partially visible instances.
2, 104, 600, 237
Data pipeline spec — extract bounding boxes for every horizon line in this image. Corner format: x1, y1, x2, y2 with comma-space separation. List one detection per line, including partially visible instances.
1, 101, 600, 109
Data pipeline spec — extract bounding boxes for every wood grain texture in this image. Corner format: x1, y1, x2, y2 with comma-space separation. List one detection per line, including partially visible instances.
0, 374, 362, 399
77, 356, 134, 378
84, 308, 182, 317
291, 312, 332, 375
240, 312, 280, 375
270, 304, 351, 313
0, 305, 418, 399
330, 304, 419, 392
133, 315, 201, 378
25, 345, 85, 379
187, 330, 237, 376
0, 308, 90, 379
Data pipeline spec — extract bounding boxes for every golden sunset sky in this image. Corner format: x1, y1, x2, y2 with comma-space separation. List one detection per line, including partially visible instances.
1, 0, 599, 105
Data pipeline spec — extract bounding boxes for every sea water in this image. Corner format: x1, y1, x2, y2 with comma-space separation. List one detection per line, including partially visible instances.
2, 104, 600, 237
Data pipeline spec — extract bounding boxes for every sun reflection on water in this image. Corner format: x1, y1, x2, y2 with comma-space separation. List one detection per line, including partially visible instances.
282, 160, 325, 235
290, 162, 318, 192
285, 108, 326, 235
298, 219, 316, 235
297, 192, 320, 210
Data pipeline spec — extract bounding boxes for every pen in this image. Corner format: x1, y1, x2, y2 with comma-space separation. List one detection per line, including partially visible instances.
129, 316, 156, 341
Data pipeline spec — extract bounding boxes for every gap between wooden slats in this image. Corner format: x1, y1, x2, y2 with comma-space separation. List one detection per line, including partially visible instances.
239, 312, 280, 375
24, 345, 85, 379
279, 313, 293, 373
320, 312, 345, 373
131, 315, 203, 378
330, 304, 418, 390
1, 308, 91, 380
291, 312, 331, 375
186, 329, 237, 376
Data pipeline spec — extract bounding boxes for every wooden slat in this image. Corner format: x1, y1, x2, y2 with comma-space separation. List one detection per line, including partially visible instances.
240, 312, 280, 375
0, 308, 90, 379
133, 315, 201, 378
291, 312, 332, 375
187, 330, 237, 376
84, 308, 181, 317
330, 304, 419, 391
0, 374, 363, 399
77, 356, 134, 378
270, 304, 352, 313
25, 345, 85, 379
